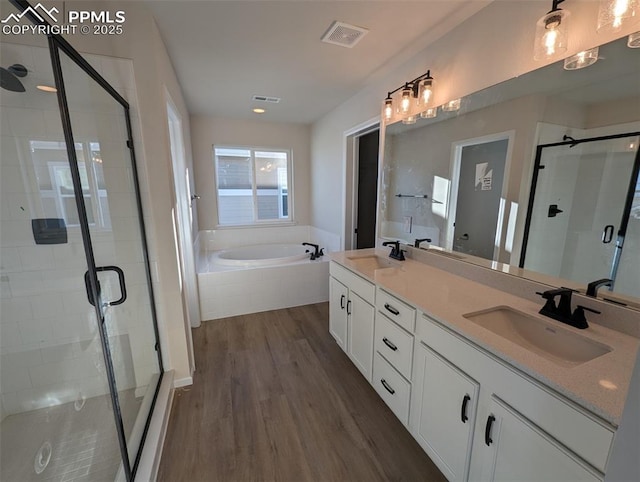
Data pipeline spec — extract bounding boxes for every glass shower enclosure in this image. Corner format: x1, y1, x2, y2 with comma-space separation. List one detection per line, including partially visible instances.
1, 1, 163, 480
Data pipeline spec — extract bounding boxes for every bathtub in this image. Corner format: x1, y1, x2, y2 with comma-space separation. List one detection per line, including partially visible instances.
197, 243, 329, 321
213, 244, 310, 267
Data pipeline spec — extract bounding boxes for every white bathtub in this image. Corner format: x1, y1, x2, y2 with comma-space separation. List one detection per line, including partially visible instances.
197, 243, 329, 321
212, 244, 310, 267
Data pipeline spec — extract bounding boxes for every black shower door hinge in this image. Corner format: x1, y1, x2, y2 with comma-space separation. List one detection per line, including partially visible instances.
126, 139, 133, 149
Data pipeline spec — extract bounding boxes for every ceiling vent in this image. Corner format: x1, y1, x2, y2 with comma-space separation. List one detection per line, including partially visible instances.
321, 21, 369, 48
252, 95, 281, 103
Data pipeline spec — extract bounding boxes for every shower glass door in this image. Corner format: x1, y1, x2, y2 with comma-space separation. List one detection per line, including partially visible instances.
54, 45, 163, 474
522, 134, 640, 299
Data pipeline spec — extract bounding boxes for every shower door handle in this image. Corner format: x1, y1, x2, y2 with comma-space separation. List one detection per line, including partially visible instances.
84, 266, 127, 307
602, 225, 614, 244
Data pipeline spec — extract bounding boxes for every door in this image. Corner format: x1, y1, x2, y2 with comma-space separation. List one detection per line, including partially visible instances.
522, 135, 639, 299
410, 343, 479, 482
329, 277, 348, 350
56, 46, 163, 474
356, 130, 379, 249
476, 397, 600, 481
452, 139, 508, 259
347, 292, 375, 380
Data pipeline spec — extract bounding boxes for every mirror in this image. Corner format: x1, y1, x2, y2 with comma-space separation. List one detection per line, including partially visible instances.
379, 35, 640, 307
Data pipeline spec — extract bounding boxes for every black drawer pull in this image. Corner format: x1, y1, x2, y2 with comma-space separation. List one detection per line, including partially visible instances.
384, 303, 400, 316
485, 415, 496, 446
381, 379, 395, 395
382, 337, 398, 351
346, 300, 352, 315
340, 294, 345, 310
461, 394, 471, 423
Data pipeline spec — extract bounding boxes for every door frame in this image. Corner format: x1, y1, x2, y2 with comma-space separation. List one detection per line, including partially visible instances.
446, 130, 515, 261
342, 116, 380, 250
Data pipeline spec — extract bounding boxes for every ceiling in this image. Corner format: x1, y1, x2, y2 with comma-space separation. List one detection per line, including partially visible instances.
146, 1, 490, 124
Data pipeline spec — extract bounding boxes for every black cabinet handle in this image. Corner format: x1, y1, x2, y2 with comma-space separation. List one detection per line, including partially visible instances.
485, 415, 496, 446
461, 394, 471, 423
381, 379, 395, 395
346, 300, 352, 315
382, 337, 398, 351
384, 303, 400, 316
340, 294, 345, 310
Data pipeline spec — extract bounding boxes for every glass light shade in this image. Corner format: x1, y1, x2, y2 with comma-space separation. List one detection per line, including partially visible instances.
420, 107, 437, 119
419, 79, 434, 106
628, 31, 640, 47
597, 0, 638, 32
563, 47, 599, 70
534, 9, 570, 60
384, 98, 393, 121
401, 115, 417, 125
400, 87, 412, 114
442, 99, 461, 112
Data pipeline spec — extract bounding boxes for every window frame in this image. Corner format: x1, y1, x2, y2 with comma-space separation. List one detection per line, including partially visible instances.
213, 145, 294, 227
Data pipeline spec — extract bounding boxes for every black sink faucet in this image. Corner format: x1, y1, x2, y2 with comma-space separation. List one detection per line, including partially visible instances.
302, 242, 323, 260
586, 278, 613, 297
536, 287, 599, 329
382, 240, 405, 261
414, 238, 432, 248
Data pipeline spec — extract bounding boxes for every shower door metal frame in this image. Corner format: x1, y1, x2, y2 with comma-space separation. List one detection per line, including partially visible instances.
9, 1, 165, 480
519, 131, 640, 288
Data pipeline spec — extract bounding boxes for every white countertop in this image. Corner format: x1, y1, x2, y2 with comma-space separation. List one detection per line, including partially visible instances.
330, 249, 640, 426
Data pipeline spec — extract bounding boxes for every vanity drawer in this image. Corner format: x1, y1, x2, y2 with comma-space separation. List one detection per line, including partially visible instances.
375, 313, 413, 379
330, 261, 375, 304
373, 353, 411, 426
376, 289, 416, 333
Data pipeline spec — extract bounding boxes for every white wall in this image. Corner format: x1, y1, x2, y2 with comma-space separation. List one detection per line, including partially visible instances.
310, 0, 639, 244
190, 116, 311, 230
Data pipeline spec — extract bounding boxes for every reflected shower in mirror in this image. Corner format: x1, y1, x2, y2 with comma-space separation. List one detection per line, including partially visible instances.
379, 35, 640, 306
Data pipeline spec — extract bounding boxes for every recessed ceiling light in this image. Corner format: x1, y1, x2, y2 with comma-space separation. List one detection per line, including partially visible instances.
253, 108, 265, 114
37, 85, 57, 92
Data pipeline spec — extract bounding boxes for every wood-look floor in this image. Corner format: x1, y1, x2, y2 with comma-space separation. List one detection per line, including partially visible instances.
157, 303, 445, 482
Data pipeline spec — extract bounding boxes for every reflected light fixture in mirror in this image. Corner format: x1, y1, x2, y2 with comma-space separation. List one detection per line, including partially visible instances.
534, 0, 570, 60
402, 115, 417, 125
564, 46, 599, 69
400, 84, 412, 114
598, 0, 639, 32
441, 98, 461, 112
36, 85, 57, 92
384, 95, 393, 121
628, 31, 640, 46
420, 107, 437, 119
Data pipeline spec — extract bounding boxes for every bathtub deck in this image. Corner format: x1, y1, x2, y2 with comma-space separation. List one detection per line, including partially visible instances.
157, 303, 444, 481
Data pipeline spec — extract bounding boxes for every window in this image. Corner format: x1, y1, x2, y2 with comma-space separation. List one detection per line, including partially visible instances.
214, 146, 292, 226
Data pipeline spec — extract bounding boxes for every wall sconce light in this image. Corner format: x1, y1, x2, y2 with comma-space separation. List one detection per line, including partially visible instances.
402, 116, 417, 125
420, 107, 437, 119
381, 70, 434, 123
629, 31, 640, 47
563, 46, 599, 69
597, 0, 638, 32
534, 0, 570, 60
442, 99, 461, 112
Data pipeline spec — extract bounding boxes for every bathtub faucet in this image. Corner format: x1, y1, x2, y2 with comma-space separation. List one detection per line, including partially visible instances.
302, 242, 323, 260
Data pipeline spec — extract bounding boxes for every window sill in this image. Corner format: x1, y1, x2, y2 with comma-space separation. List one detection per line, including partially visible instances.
214, 221, 298, 230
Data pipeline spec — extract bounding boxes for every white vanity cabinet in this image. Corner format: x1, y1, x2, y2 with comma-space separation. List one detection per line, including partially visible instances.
329, 261, 375, 380
409, 342, 479, 482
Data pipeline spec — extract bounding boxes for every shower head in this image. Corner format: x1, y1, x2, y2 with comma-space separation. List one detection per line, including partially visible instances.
1, 64, 28, 92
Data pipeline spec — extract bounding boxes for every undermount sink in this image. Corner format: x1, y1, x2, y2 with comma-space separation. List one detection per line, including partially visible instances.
463, 306, 612, 367
346, 255, 395, 271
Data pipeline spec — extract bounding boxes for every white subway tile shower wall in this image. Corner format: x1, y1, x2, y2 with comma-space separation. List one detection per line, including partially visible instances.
0, 44, 154, 417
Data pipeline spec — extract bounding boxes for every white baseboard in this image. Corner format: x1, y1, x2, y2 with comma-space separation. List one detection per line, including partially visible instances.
136, 370, 175, 481
174, 376, 193, 388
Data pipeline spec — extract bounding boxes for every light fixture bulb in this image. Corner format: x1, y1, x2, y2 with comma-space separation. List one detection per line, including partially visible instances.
384, 97, 393, 121
420, 107, 437, 119
400, 85, 412, 114
628, 31, 640, 47
420, 79, 433, 106
252, 108, 265, 114
563, 47, 599, 70
442, 99, 461, 112
36, 85, 57, 92
401, 116, 416, 125
534, 8, 569, 60
597, 0, 638, 32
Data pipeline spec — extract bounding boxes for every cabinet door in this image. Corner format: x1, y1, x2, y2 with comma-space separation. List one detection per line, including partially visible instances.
329, 277, 349, 350
476, 396, 602, 482
347, 292, 375, 381
410, 342, 479, 482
